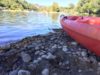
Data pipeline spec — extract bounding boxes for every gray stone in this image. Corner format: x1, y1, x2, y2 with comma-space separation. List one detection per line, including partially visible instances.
42, 68, 49, 75
81, 51, 87, 57
33, 59, 39, 64
35, 46, 39, 50
78, 69, 82, 72
21, 52, 31, 63
89, 56, 97, 63
98, 62, 100, 66
65, 61, 70, 65
39, 52, 45, 56
37, 57, 42, 61
51, 44, 57, 49
9, 70, 18, 75
97, 67, 100, 75
71, 42, 77, 45
41, 55, 47, 59
35, 51, 40, 55
52, 73, 58, 75
46, 53, 56, 59
18, 70, 31, 75
62, 46, 68, 52
28, 63, 36, 70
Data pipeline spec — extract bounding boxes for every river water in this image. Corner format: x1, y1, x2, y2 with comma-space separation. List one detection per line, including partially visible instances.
0, 11, 62, 46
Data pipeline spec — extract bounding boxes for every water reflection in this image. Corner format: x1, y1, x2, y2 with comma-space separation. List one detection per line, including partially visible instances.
0, 11, 61, 46
49, 12, 59, 22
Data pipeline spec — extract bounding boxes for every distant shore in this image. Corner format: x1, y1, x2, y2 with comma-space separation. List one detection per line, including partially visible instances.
0, 9, 67, 14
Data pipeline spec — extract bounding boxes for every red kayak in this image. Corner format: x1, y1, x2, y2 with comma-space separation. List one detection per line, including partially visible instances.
60, 16, 100, 56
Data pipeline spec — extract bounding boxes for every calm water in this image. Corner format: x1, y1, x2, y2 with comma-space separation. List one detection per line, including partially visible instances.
0, 11, 62, 46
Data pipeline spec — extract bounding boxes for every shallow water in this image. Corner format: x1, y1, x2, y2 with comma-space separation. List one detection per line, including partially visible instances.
0, 11, 62, 46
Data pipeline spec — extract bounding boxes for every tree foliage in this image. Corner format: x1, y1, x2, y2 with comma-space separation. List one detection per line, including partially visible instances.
0, 0, 38, 10
76, 0, 100, 16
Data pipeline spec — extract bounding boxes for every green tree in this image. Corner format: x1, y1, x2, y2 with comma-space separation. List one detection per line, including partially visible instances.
76, 0, 100, 16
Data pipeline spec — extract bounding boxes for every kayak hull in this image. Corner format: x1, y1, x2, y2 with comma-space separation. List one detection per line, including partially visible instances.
60, 16, 100, 56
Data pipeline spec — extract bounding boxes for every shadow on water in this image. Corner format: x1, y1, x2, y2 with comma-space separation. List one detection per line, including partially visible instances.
0, 11, 64, 46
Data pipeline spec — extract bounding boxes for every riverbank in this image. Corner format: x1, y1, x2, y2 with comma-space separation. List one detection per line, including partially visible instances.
0, 29, 100, 75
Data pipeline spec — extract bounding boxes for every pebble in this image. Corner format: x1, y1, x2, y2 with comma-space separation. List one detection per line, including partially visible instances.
52, 73, 58, 75
9, 70, 18, 75
62, 46, 68, 52
37, 57, 42, 61
97, 67, 100, 74
78, 69, 82, 72
65, 61, 70, 65
98, 62, 100, 66
39, 51, 45, 56
42, 68, 49, 75
81, 51, 87, 57
35, 51, 40, 55
21, 52, 31, 63
41, 55, 47, 59
28, 63, 36, 70
51, 44, 57, 49
89, 56, 97, 63
18, 70, 31, 75
46, 52, 56, 59
71, 42, 77, 45
35, 46, 39, 50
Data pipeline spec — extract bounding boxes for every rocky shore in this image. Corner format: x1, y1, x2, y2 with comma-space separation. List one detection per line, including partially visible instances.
0, 29, 100, 75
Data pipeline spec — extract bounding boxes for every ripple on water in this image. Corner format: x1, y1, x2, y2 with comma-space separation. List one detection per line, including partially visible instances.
0, 12, 62, 46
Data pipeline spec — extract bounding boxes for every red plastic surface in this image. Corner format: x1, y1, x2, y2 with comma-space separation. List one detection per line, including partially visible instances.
60, 16, 100, 56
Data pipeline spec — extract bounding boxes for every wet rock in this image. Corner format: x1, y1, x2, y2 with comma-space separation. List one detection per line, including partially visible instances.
21, 52, 31, 63
9, 70, 18, 75
42, 68, 49, 75
33, 59, 39, 64
18, 70, 31, 75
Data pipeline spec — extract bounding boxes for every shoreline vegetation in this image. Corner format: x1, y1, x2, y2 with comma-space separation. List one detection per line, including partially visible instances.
0, 0, 100, 16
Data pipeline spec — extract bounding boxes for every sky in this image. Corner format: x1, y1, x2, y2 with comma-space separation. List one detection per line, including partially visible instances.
25, 0, 79, 7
